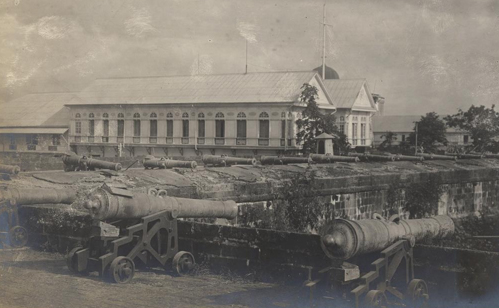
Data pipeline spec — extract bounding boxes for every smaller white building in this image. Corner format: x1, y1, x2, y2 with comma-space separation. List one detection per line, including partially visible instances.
372, 115, 470, 146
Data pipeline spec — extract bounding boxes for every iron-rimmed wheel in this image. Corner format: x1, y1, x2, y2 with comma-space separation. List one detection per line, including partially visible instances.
172, 251, 195, 276
406, 279, 429, 308
109, 256, 135, 283
67, 247, 87, 274
8, 226, 28, 248
365, 290, 388, 307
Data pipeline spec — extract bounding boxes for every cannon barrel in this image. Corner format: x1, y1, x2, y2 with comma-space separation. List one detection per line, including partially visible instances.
84, 187, 238, 220
320, 215, 454, 260
309, 154, 359, 163
445, 153, 484, 159
393, 154, 424, 162
144, 158, 197, 169
0, 188, 77, 205
0, 164, 20, 175
348, 153, 396, 162
260, 156, 311, 165
62, 155, 122, 171
416, 153, 457, 161
86, 158, 122, 171
202, 155, 256, 167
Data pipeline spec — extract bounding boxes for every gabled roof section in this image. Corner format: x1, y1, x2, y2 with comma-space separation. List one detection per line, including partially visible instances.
0, 93, 74, 127
67, 71, 320, 106
322, 79, 376, 111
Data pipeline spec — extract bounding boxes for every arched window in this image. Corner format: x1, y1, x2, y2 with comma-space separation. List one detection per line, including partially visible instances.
118, 113, 124, 118
182, 113, 189, 143
133, 113, 141, 142
89, 113, 94, 118
166, 112, 173, 118
215, 112, 225, 144
133, 113, 140, 118
198, 113, 205, 143
237, 112, 247, 144
75, 113, 81, 118
166, 113, 173, 143
259, 112, 270, 145
150, 113, 157, 143
103, 113, 109, 118
150, 112, 157, 118
117, 113, 124, 142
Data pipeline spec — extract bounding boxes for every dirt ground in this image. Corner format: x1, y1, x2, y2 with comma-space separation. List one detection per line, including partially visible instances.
0, 248, 345, 308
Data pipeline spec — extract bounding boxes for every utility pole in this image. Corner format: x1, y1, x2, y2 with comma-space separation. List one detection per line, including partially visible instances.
414, 121, 419, 155
245, 39, 248, 74
322, 3, 326, 80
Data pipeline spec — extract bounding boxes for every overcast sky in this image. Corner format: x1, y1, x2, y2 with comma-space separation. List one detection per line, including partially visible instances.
1, 0, 498, 115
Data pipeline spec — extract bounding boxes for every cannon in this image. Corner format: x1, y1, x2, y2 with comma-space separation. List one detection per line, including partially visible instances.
260, 156, 312, 165
348, 153, 396, 162
202, 155, 257, 167
62, 155, 122, 172
143, 157, 197, 169
416, 153, 457, 161
445, 153, 484, 159
0, 187, 76, 248
393, 154, 424, 162
310, 215, 455, 308
309, 154, 359, 164
0, 164, 20, 175
67, 184, 238, 283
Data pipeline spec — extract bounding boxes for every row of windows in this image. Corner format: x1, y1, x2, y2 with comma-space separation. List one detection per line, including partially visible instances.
75, 118, 292, 142
338, 116, 368, 122
75, 111, 279, 119
8, 134, 61, 146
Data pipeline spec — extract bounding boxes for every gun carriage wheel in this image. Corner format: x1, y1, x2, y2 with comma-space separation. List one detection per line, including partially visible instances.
364, 290, 387, 307
172, 251, 195, 276
8, 226, 28, 248
109, 256, 135, 283
67, 247, 88, 275
406, 279, 429, 308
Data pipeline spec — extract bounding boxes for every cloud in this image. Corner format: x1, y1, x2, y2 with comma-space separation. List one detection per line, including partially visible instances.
237, 21, 257, 43
37, 16, 78, 40
124, 8, 155, 38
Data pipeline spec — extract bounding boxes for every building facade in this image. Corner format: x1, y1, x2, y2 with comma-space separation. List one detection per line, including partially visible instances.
0, 93, 72, 154
66, 71, 339, 157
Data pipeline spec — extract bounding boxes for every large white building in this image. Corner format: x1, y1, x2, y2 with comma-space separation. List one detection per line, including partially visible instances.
0, 70, 380, 158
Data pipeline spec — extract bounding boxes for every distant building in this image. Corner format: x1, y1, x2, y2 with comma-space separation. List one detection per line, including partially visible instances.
0, 93, 72, 154
372, 115, 470, 146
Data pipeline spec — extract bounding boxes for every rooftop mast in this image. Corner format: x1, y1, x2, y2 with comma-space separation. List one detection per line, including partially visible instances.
322, 3, 326, 80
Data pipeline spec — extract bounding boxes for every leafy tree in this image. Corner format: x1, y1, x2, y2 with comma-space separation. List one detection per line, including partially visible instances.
445, 105, 499, 153
408, 112, 447, 153
295, 83, 349, 154
378, 131, 398, 150
403, 176, 445, 218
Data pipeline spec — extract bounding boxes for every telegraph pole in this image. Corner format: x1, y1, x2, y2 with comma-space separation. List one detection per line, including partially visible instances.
322, 4, 326, 79
414, 121, 419, 155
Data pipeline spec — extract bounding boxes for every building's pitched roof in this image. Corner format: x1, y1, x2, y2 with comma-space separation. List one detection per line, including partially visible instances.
315, 132, 338, 139
68, 71, 323, 106
373, 115, 462, 133
0, 93, 74, 127
322, 79, 371, 109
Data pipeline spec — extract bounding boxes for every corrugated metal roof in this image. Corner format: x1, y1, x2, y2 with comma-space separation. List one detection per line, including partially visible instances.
0, 128, 68, 134
0, 93, 74, 127
373, 115, 462, 133
68, 71, 319, 106
322, 79, 366, 108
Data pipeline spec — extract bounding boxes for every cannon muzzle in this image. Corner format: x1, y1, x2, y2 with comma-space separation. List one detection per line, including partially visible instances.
0, 164, 21, 175
320, 215, 455, 260
85, 186, 238, 220
0, 188, 76, 205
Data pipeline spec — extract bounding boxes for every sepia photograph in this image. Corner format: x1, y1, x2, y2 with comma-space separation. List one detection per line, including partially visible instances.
0, 0, 498, 307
